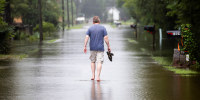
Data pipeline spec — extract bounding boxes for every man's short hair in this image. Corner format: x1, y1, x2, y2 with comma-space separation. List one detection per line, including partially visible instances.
93, 16, 100, 23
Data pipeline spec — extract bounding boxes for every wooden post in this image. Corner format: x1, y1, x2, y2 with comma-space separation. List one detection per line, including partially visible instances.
135, 23, 137, 39
153, 26, 156, 50
38, 0, 43, 41
67, 0, 70, 28
71, 0, 74, 26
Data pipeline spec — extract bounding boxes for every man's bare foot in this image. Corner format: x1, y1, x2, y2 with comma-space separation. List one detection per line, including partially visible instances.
96, 77, 100, 81
91, 76, 95, 80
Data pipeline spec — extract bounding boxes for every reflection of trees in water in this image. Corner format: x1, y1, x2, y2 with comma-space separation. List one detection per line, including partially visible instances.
37, 42, 43, 58
0, 67, 15, 100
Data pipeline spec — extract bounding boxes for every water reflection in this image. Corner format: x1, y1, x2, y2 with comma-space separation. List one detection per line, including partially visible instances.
91, 81, 102, 100
0, 67, 15, 100
37, 42, 43, 58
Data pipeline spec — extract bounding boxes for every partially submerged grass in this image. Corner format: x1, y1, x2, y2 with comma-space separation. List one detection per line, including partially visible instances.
0, 54, 28, 60
127, 38, 138, 44
153, 56, 199, 75
109, 23, 117, 28
47, 39, 58, 43
164, 66, 198, 75
66, 24, 84, 29
152, 57, 172, 65
121, 21, 134, 25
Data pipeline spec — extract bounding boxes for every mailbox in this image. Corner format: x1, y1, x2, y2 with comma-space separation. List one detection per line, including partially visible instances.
166, 30, 181, 38
130, 24, 137, 29
144, 25, 155, 33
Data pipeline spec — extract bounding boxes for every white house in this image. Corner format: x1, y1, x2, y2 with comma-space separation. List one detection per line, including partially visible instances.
108, 7, 120, 22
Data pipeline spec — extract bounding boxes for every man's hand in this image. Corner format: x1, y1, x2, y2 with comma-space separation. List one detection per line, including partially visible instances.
108, 46, 111, 52
104, 36, 111, 52
84, 47, 87, 53
84, 35, 89, 54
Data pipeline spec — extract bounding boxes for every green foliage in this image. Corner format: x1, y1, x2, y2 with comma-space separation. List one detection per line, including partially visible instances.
0, 0, 7, 31
47, 39, 58, 43
190, 62, 200, 70
28, 33, 39, 42
181, 24, 200, 63
119, 0, 200, 64
119, 0, 176, 30
11, 0, 61, 27
0, 0, 5, 14
153, 57, 172, 66
34, 21, 56, 34
166, 1, 200, 61
0, 54, 27, 60
0, 0, 14, 54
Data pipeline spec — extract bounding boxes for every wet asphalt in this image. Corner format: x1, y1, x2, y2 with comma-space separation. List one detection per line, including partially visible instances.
0, 24, 200, 100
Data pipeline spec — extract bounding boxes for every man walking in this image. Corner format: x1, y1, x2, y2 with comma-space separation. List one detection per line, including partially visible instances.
84, 16, 111, 81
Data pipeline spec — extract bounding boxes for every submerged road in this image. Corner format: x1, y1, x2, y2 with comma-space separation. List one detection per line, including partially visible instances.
0, 24, 200, 100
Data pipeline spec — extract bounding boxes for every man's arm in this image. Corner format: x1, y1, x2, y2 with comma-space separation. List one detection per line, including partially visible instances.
104, 35, 111, 52
84, 35, 89, 53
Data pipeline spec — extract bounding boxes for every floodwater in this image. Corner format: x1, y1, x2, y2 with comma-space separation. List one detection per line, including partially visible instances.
0, 24, 200, 100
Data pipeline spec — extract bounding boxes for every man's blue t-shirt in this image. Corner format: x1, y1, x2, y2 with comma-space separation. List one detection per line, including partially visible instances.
86, 24, 107, 51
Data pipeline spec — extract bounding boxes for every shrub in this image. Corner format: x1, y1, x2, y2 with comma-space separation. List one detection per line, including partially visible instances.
33, 21, 56, 35
181, 24, 200, 64
0, 0, 14, 54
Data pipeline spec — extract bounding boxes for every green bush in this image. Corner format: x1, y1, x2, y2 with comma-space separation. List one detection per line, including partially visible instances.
181, 24, 200, 64
28, 32, 39, 41
34, 21, 56, 35
0, 0, 14, 54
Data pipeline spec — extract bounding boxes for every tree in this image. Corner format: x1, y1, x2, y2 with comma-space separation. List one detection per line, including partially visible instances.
11, 0, 61, 27
0, 0, 14, 54
38, 0, 43, 41
118, 0, 200, 64
67, 0, 70, 28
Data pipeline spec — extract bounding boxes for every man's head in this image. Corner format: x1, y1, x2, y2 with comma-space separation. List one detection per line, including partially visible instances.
93, 16, 100, 24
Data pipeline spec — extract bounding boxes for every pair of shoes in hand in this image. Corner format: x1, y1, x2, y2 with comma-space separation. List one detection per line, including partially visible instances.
107, 51, 114, 62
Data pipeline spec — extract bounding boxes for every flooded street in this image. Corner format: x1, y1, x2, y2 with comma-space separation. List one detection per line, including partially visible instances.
0, 25, 200, 100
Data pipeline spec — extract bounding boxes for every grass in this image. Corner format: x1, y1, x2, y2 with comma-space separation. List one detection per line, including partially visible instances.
153, 56, 199, 75
121, 21, 134, 25
127, 38, 138, 44
164, 66, 198, 75
47, 39, 58, 43
66, 24, 84, 29
152, 57, 172, 65
109, 23, 117, 28
29, 48, 39, 54
0, 54, 28, 60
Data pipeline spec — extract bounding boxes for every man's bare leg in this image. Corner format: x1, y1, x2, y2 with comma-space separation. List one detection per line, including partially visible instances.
91, 62, 95, 80
96, 62, 102, 81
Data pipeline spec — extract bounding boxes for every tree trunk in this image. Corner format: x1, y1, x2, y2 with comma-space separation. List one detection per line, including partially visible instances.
38, 0, 43, 41
62, 0, 65, 31
67, 0, 70, 28
71, 0, 74, 26
4, 0, 12, 24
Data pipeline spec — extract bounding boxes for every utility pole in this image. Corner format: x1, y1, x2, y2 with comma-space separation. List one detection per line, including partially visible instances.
62, 0, 65, 31
67, 0, 70, 28
71, 0, 74, 26
38, 0, 43, 41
